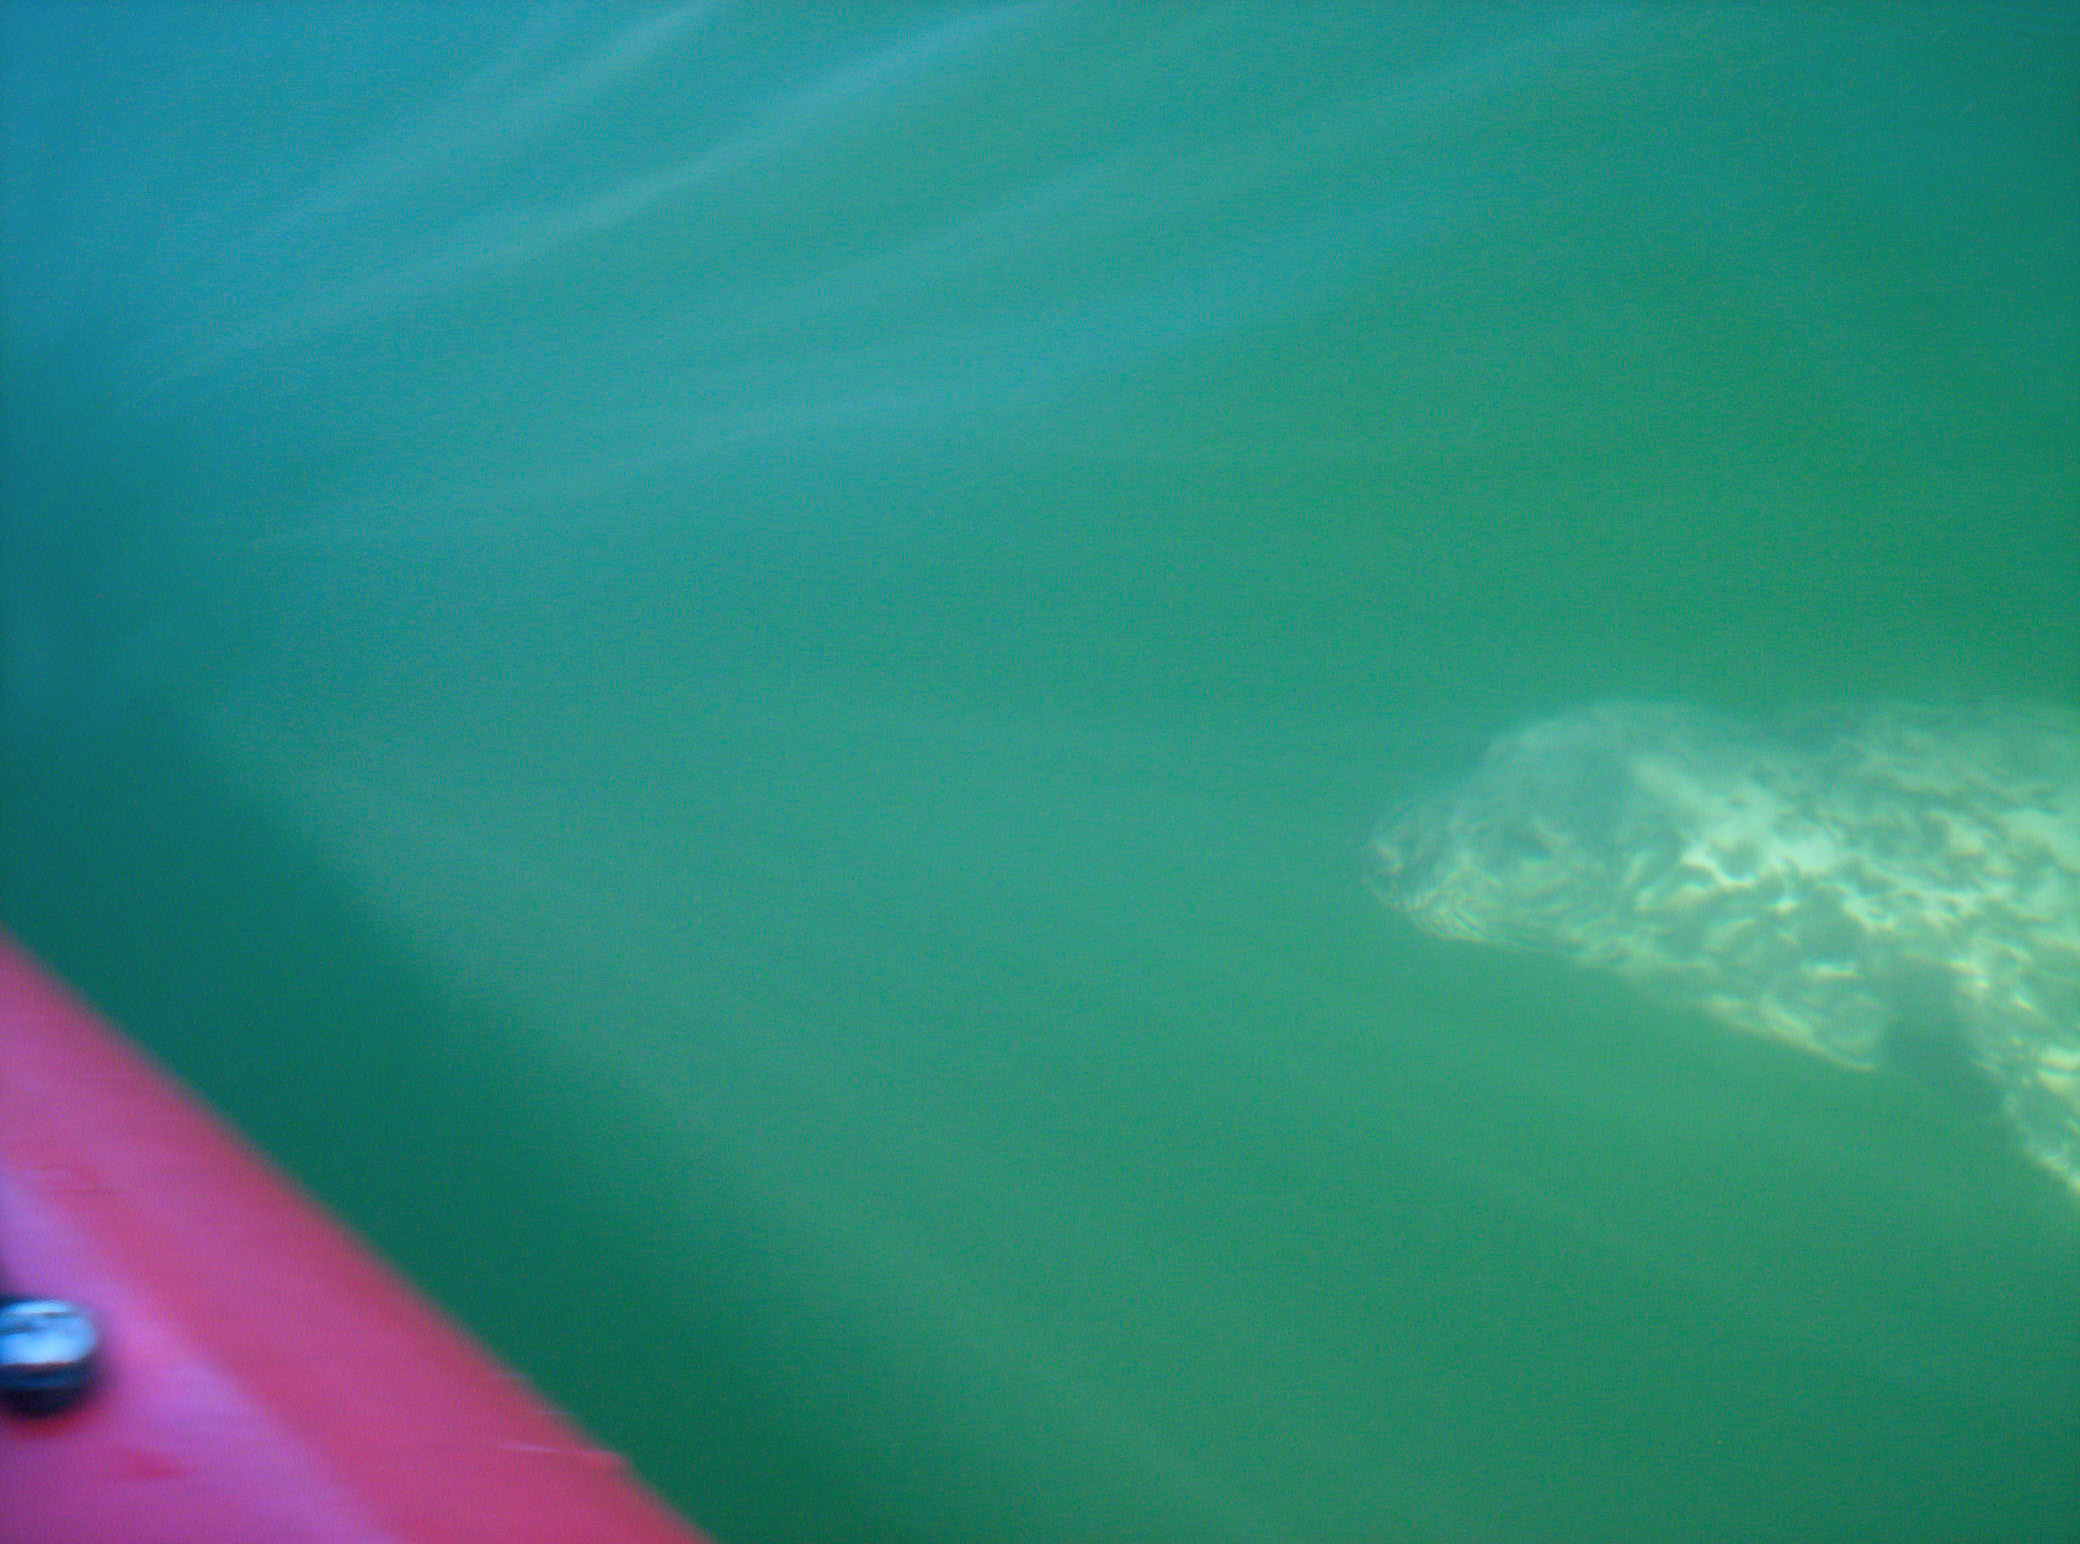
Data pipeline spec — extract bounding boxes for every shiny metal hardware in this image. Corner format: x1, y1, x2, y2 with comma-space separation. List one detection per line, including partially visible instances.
1, 1296, 101, 1416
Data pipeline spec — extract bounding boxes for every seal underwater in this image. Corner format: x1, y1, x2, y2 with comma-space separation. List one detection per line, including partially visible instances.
1370, 701, 2080, 1199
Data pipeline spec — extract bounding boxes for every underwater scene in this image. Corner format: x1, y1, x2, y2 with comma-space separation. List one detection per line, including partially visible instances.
4, 6, 2077, 1541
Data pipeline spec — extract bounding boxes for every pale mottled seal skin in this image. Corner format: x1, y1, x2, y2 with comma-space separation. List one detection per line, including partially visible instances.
1370, 701, 2080, 1199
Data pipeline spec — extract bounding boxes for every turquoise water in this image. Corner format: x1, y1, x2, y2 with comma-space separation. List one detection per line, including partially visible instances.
5, 6, 2077, 1540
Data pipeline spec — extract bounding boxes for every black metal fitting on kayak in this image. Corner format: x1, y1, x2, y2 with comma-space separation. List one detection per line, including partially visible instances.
0, 1295, 101, 1416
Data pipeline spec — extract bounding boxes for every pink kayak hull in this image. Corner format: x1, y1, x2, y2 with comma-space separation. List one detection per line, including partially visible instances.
0, 934, 711, 1544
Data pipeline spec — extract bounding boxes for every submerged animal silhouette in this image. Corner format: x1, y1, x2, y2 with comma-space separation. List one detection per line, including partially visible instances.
1371, 700, 2080, 1199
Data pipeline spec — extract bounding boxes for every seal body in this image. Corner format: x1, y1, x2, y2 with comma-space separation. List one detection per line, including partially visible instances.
1370, 701, 2080, 1198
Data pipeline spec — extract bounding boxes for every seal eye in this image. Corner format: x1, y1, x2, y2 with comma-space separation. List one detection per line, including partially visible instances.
1491, 817, 1566, 871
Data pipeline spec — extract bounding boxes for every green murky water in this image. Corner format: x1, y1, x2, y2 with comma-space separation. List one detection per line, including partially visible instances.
5, 7, 2077, 1541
